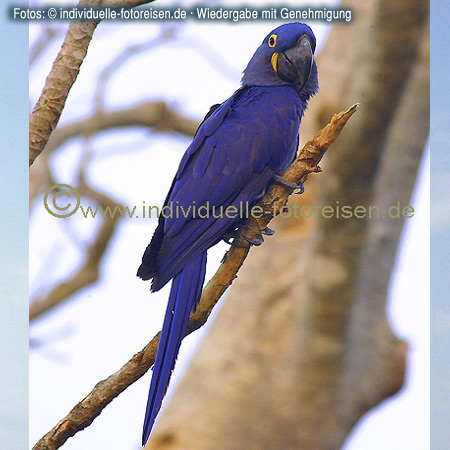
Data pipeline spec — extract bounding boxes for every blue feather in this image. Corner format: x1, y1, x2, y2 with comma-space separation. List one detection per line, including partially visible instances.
142, 252, 207, 445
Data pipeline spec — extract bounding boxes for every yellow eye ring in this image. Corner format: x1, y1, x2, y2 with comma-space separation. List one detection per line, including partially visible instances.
268, 34, 277, 48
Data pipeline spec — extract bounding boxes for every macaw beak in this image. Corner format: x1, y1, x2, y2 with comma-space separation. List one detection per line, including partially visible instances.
271, 35, 314, 89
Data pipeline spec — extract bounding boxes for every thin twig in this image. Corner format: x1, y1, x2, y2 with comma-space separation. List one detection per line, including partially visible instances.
94, 25, 179, 111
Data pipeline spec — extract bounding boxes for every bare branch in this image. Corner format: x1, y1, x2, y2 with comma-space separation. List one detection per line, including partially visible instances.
29, 4, 100, 167
179, 38, 242, 81
29, 180, 122, 321
94, 25, 179, 111
45, 101, 199, 154
29, 0, 158, 167
32, 105, 358, 450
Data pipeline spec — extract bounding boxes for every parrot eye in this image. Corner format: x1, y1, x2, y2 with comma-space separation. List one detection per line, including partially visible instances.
268, 34, 277, 48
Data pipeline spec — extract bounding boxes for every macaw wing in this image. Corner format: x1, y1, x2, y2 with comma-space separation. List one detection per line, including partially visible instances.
163, 86, 301, 237
139, 87, 301, 290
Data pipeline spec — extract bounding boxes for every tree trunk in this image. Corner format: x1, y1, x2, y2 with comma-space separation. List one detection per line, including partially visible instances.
145, 1, 429, 449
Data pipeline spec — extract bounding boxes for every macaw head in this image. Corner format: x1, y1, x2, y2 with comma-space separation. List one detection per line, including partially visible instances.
242, 22, 319, 101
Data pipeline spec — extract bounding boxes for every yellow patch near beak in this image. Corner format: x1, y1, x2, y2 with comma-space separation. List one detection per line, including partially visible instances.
271, 52, 279, 73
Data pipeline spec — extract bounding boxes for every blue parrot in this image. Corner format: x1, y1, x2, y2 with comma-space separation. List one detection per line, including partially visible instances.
137, 22, 319, 445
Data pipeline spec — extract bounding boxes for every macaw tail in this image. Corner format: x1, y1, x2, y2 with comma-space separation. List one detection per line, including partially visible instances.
142, 251, 207, 446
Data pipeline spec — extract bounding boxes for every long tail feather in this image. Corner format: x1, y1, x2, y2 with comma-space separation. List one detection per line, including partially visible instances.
142, 251, 207, 446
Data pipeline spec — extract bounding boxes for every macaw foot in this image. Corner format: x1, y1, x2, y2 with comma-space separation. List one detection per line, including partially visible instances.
223, 228, 263, 246
242, 227, 274, 246
272, 175, 305, 194
243, 233, 264, 246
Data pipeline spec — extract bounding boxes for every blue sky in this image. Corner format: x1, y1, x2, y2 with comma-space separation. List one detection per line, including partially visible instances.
0, 7, 29, 450
430, 1, 450, 448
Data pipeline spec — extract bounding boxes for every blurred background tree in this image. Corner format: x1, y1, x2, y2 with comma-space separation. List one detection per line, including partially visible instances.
29, 0, 429, 449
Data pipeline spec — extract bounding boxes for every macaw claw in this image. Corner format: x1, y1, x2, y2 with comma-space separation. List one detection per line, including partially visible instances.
243, 233, 265, 246
272, 175, 305, 194
262, 226, 275, 236
242, 227, 275, 246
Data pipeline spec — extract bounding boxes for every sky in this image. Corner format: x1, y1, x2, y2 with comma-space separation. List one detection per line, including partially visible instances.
430, 2, 450, 449
0, 4, 29, 450
0, 0, 443, 449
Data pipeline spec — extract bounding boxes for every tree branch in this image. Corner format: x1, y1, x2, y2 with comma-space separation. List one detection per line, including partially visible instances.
29, 1, 100, 167
29, 180, 122, 321
29, 0, 158, 167
45, 101, 199, 155
32, 105, 358, 450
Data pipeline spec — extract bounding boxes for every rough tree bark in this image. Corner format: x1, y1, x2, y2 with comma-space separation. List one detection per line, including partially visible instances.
29, 0, 100, 167
28, 0, 158, 167
143, 2, 429, 450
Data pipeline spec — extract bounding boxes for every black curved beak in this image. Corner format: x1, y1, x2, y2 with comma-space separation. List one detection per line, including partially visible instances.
274, 35, 314, 89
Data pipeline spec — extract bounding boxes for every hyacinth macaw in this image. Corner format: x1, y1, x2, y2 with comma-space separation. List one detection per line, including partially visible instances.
137, 22, 319, 445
